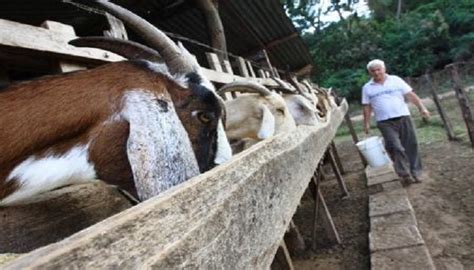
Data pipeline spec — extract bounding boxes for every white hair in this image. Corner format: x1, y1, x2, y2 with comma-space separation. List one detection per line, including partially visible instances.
367, 59, 385, 70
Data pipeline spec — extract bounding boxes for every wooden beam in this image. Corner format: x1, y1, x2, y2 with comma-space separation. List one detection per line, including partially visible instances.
424, 73, 457, 141
344, 113, 367, 167
284, 220, 306, 256
271, 241, 295, 270
0, 18, 283, 87
447, 64, 474, 147
327, 147, 350, 198
236, 56, 249, 77
195, 0, 228, 61
0, 19, 124, 63
206, 52, 223, 72
330, 141, 345, 175
246, 60, 256, 78
103, 13, 128, 40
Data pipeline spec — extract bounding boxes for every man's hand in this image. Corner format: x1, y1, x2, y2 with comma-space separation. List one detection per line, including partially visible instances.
419, 107, 430, 120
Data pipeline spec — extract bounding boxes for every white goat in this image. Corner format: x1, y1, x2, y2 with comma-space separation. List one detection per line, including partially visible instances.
217, 82, 296, 153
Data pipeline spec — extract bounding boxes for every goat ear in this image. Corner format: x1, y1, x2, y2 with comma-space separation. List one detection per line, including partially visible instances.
123, 90, 200, 201
257, 105, 275, 139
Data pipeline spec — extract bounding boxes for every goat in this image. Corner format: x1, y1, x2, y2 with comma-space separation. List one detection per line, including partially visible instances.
217, 81, 296, 153
270, 78, 320, 126
0, 0, 232, 206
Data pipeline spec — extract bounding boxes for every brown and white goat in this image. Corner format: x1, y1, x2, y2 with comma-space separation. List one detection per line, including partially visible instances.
0, 1, 232, 206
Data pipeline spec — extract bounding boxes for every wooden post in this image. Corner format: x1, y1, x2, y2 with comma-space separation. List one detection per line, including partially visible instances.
327, 148, 350, 198
103, 13, 128, 40
40, 21, 87, 73
205, 52, 223, 72
310, 166, 342, 250
195, 0, 228, 61
236, 57, 249, 77
222, 60, 234, 75
424, 73, 457, 141
246, 60, 256, 78
330, 141, 345, 175
271, 240, 295, 270
284, 220, 306, 256
344, 113, 367, 166
447, 64, 474, 147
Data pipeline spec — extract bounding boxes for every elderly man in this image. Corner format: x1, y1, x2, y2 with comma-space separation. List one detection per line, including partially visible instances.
362, 59, 430, 184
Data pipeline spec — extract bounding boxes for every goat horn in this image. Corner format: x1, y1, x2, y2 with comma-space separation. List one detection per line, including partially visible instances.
217, 81, 272, 97
69, 37, 163, 63
92, 0, 195, 74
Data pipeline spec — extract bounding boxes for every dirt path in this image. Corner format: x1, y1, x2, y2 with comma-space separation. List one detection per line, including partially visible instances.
292, 139, 473, 269
406, 141, 474, 269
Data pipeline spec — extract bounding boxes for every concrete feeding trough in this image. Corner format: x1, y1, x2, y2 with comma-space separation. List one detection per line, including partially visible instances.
1, 102, 348, 269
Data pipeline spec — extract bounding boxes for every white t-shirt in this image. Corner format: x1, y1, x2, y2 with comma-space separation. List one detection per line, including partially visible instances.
361, 75, 412, 122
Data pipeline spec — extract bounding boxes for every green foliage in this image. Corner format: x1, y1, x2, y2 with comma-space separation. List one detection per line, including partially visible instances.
286, 0, 474, 103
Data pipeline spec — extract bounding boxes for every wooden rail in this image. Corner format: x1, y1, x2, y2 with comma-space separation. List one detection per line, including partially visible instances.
0, 18, 279, 88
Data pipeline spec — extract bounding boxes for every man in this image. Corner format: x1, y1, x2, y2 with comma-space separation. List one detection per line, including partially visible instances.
362, 59, 430, 184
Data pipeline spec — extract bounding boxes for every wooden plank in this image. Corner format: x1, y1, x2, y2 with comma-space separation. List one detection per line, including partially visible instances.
0, 19, 124, 63
4, 101, 349, 270
206, 52, 223, 72
344, 113, 367, 166
246, 60, 256, 78
103, 13, 128, 40
40, 21, 87, 73
0, 19, 282, 87
273, 67, 281, 78
310, 168, 342, 248
258, 69, 267, 78
222, 60, 234, 75
236, 56, 249, 77
424, 73, 457, 141
271, 241, 295, 270
284, 220, 306, 255
447, 64, 474, 147
327, 147, 350, 198
330, 141, 345, 175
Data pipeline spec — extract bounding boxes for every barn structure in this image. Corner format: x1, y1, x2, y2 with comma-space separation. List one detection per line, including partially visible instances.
0, 1, 349, 269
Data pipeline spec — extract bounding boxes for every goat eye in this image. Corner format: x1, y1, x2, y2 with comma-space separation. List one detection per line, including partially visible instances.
277, 108, 285, 114
197, 112, 213, 123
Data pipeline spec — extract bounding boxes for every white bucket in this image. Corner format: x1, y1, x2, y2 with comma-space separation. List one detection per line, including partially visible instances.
356, 136, 391, 168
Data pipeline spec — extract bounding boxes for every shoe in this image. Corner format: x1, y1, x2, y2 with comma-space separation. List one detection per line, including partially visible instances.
412, 175, 425, 183
400, 175, 415, 186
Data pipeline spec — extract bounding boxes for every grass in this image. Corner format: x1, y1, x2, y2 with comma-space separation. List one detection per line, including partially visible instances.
335, 90, 474, 146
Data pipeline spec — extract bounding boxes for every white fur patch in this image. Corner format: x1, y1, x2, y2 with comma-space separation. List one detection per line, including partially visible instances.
0, 145, 96, 206
214, 120, 232, 164
121, 90, 200, 201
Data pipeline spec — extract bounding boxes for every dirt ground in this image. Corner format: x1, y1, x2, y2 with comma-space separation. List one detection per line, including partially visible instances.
291, 138, 474, 269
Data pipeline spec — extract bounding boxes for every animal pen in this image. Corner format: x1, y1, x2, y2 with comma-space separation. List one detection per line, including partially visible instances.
0, 1, 349, 268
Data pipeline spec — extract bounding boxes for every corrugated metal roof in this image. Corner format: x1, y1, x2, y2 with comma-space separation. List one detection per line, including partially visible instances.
0, 0, 313, 75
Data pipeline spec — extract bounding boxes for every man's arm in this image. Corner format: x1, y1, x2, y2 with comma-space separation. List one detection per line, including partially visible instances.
363, 105, 372, 134
405, 91, 430, 118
